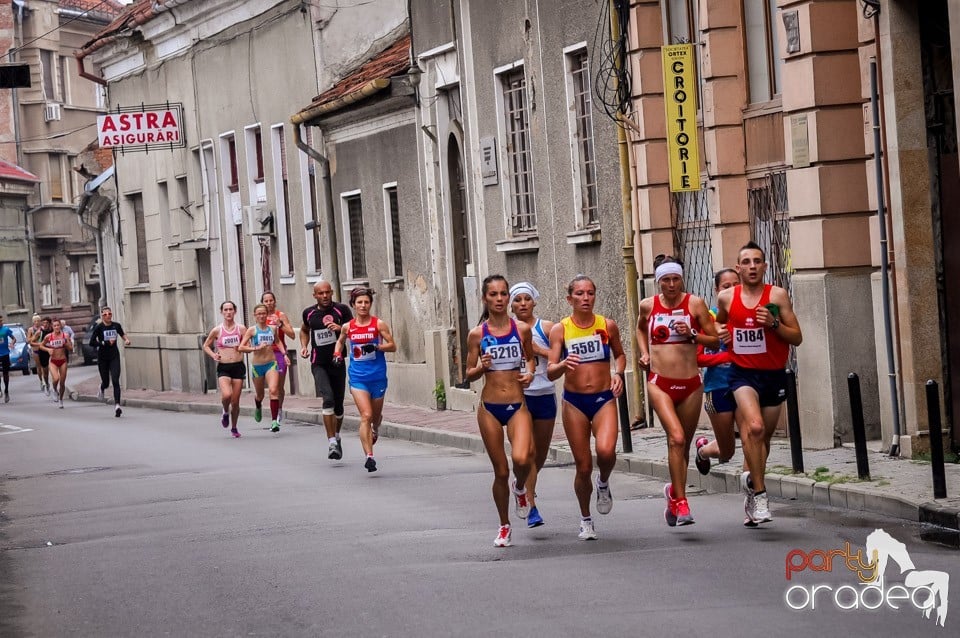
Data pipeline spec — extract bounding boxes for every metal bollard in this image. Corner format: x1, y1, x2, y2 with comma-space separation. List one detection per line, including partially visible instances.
925, 380, 948, 499
847, 373, 871, 480
785, 369, 804, 474
618, 389, 633, 453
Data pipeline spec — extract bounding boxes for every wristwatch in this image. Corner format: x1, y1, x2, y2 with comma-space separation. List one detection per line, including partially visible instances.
688, 328, 698, 343
770, 319, 780, 330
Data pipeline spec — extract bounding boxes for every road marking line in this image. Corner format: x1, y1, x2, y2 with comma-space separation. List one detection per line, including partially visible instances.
0, 423, 33, 435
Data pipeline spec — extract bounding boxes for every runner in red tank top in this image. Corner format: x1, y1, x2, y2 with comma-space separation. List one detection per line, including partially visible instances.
715, 241, 803, 527
637, 255, 718, 528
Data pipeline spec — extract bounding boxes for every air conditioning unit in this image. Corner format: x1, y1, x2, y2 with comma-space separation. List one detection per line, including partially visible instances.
245, 204, 274, 236
44, 102, 62, 122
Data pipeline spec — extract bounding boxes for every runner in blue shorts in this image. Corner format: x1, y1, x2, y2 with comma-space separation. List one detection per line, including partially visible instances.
240, 304, 283, 433
334, 287, 396, 473
694, 268, 740, 475
510, 281, 556, 528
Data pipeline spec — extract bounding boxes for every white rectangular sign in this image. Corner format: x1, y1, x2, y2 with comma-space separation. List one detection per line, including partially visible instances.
97, 109, 183, 149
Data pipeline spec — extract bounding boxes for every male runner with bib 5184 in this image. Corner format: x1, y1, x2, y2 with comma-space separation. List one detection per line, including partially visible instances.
715, 241, 802, 526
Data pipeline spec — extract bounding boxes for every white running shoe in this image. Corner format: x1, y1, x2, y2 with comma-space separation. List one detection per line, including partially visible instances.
511, 479, 530, 519
596, 480, 613, 515
741, 471, 757, 524
494, 525, 512, 547
753, 492, 773, 523
43, 384, 49, 396
58, 399, 64, 409
578, 519, 598, 541
97, 388, 104, 401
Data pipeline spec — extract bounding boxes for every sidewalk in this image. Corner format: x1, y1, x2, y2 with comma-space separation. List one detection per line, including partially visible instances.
70, 377, 960, 544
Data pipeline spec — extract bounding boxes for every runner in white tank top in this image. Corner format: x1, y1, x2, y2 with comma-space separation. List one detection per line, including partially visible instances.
510, 282, 556, 529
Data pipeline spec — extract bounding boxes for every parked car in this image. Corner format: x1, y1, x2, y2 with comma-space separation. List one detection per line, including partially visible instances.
5, 323, 36, 375
81, 316, 100, 365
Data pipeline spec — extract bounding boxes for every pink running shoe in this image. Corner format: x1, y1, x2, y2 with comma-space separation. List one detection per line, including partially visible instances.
231, 428, 241, 438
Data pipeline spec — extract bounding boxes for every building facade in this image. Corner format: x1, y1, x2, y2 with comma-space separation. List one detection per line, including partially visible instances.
411, 0, 636, 412
0, 0, 122, 333
77, 0, 407, 394
624, 0, 960, 454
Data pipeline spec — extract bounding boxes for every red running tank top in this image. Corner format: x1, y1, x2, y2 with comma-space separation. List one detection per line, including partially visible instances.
727, 284, 789, 370
648, 293, 701, 345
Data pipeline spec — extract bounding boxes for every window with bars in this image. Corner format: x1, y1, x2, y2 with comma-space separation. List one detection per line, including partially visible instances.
274, 125, 294, 276
499, 67, 536, 233
227, 138, 239, 192
57, 55, 68, 104
0, 262, 26, 307
129, 193, 149, 284
342, 193, 366, 279
567, 49, 599, 227
384, 185, 403, 278
253, 129, 265, 182
304, 126, 322, 273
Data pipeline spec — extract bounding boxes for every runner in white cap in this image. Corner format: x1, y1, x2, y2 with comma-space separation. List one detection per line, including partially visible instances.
510, 281, 555, 528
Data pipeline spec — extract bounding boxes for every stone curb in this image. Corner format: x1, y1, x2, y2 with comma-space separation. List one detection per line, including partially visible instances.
71, 391, 960, 543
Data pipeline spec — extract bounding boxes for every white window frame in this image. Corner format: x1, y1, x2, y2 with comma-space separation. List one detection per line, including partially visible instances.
218, 131, 245, 319
493, 59, 537, 236
339, 190, 366, 283
69, 269, 81, 304
563, 43, 599, 229
382, 182, 402, 279
298, 125, 322, 279
270, 123, 295, 281
745, 0, 783, 104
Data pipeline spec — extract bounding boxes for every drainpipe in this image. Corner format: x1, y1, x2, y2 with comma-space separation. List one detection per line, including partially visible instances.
75, 55, 107, 86
76, 193, 106, 307
870, 59, 902, 458
609, 0, 644, 424
291, 123, 341, 292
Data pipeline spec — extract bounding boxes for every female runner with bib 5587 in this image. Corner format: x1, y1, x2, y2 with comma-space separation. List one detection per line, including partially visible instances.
637, 255, 718, 527
547, 275, 627, 541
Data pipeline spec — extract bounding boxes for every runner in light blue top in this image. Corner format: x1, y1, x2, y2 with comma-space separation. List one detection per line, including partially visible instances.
0, 314, 15, 402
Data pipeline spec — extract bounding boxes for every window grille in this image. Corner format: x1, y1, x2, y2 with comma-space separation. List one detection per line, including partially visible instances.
386, 186, 403, 277
570, 51, 598, 226
670, 188, 713, 304
345, 195, 366, 278
130, 193, 149, 284
501, 69, 536, 233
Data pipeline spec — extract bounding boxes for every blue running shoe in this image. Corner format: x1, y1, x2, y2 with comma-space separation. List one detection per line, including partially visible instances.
527, 506, 544, 528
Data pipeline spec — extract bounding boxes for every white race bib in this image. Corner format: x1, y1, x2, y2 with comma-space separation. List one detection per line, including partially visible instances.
103, 329, 118, 341
733, 327, 767, 355
486, 342, 523, 371
650, 313, 691, 344
313, 328, 335, 346
256, 331, 274, 346
352, 343, 377, 362
48, 339, 64, 349
567, 334, 605, 362
220, 334, 240, 348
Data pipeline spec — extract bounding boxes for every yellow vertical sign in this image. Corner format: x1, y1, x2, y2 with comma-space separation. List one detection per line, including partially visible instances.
661, 44, 700, 192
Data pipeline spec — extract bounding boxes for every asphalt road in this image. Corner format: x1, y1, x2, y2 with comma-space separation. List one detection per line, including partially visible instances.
1, 370, 956, 637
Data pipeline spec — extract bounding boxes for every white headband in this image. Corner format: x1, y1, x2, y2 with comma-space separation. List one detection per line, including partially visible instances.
509, 281, 540, 304
655, 262, 684, 282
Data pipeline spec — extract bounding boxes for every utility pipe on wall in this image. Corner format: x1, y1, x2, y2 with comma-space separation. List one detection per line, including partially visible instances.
870, 58, 902, 458
292, 124, 341, 293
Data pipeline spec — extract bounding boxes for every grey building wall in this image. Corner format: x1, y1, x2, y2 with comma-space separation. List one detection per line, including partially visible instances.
322, 109, 436, 404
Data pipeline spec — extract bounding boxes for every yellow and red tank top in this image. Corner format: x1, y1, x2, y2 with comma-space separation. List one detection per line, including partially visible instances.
561, 314, 611, 363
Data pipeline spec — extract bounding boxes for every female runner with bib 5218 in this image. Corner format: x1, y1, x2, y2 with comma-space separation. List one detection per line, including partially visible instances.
637, 255, 718, 527
465, 275, 537, 548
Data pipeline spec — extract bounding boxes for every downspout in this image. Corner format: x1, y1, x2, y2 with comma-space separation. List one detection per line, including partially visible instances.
872, 11, 905, 456
291, 123, 341, 292
10, 0, 25, 166
609, 0, 644, 426
75, 54, 107, 86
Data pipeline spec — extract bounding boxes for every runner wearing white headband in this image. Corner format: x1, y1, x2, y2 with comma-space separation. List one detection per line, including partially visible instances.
655, 261, 684, 282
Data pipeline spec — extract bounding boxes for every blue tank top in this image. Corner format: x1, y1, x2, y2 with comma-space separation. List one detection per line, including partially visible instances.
481, 319, 524, 372
702, 306, 731, 393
